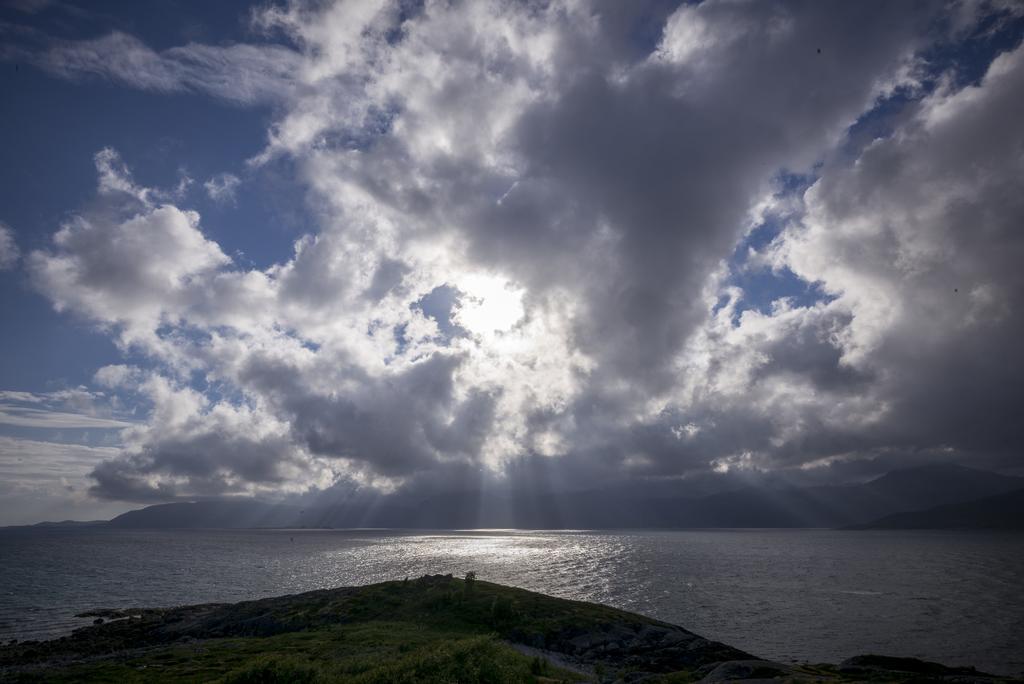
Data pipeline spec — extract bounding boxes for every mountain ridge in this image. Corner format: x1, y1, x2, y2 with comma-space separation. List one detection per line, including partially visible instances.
67, 463, 1023, 530
848, 487, 1024, 529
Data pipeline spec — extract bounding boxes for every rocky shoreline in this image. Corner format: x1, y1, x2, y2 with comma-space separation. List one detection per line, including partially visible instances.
1, 575, 1018, 682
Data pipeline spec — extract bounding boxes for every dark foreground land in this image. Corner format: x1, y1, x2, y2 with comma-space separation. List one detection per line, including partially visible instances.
0, 575, 1016, 683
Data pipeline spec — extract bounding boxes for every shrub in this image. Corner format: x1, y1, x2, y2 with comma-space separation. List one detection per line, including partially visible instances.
490, 596, 516, 624
347, 636, 534, 684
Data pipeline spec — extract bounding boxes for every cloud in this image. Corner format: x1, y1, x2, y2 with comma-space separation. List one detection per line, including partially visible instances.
761, 40, 1024, 467
0, 222, 19, 270
640, 37, 1024, 478
5, 0, 53, 13
0, 435, 131, 526
87, 365, 331, 502
0, 435, 119, 485
0, 406, 131, 429
24, 31, 302, 105
203, 173, 241, 204
0, 388, 133, 429
0, 391, 129, 523
28, 149, 233, 346
20, 0, 1024, 505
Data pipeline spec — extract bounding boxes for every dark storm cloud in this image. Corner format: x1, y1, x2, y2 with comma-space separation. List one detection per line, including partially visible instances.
90, 431, 303, 503
232, 348, 496, 478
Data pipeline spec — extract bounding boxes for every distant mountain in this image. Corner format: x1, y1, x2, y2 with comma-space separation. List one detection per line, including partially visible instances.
848, 488, 1024, 530
32, 519, 105, 527
88, 463, 1024, 530
108, 501, 308, 529
859, 462, 1024, 510
371, 463, 1024, 529
0, 519, 105, 531
670, 463, 1024, 529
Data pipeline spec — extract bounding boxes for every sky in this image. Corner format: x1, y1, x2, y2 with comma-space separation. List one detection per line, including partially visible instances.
1, 0, 1023, 526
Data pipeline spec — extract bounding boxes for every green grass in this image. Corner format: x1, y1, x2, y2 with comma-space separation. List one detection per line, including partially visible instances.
3, 577, 597, 683
7, 624, 586, 683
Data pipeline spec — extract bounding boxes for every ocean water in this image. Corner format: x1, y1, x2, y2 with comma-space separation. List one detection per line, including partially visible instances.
1, 528, 1022, 675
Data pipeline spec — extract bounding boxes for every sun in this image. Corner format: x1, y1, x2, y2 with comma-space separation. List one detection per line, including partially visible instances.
453, 273, 525, 336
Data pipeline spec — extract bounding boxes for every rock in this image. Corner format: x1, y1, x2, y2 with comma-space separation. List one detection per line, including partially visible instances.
569, 632, 603, 652
838, 654, 1000, 681
620, 671, 658, 682
696, 659, 797, 682
76, 608, 130, 619
92, 618, 104, 625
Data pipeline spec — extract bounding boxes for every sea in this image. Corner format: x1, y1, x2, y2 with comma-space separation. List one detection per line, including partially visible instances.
1, 528, 1022, 676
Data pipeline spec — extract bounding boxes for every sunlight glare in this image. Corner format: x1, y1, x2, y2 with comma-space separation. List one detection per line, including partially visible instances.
454, 273, 525, 335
